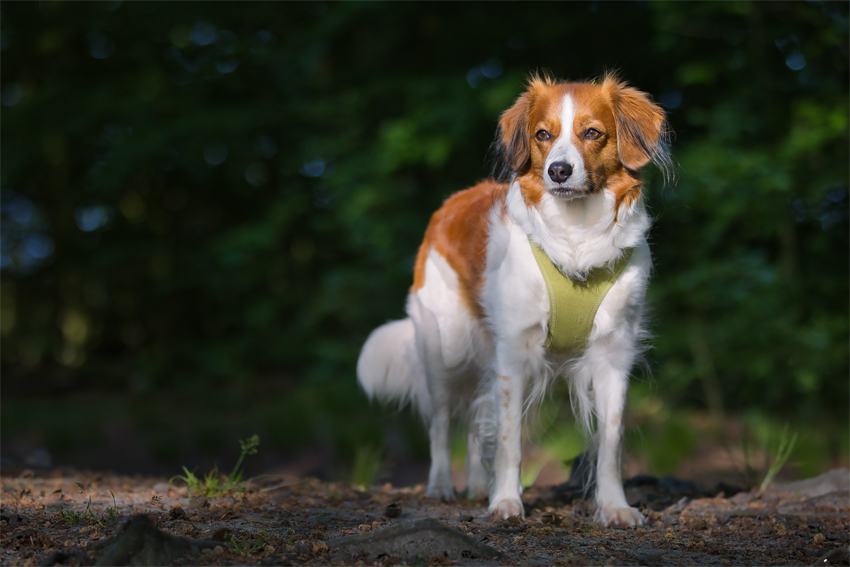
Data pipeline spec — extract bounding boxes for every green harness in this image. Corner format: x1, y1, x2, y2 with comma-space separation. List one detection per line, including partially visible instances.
528, 238, 633, 354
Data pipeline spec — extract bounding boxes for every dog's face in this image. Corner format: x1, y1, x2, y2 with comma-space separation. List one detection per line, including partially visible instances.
499, 74, 669, 210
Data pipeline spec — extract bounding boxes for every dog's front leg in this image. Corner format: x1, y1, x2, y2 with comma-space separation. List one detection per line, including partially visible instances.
593, 367, 644, 527
488, 370, 525, 519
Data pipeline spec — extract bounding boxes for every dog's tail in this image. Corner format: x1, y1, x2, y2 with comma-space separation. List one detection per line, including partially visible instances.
357, 318, 427, 413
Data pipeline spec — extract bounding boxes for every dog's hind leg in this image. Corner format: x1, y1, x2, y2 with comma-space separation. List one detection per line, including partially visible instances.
425, 402, 454, 499
465, 426, 488, 499
408, 293, 456, 500
409, 249, 483, 500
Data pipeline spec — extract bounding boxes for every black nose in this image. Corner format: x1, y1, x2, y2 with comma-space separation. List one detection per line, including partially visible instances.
548, 161, 573, 183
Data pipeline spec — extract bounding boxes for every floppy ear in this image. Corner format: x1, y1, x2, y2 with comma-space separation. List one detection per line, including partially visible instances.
497, 89, 534, 174
603, 75, 671, 175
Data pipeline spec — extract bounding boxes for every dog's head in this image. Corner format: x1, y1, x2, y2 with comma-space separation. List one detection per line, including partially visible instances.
496, 73, 671, 210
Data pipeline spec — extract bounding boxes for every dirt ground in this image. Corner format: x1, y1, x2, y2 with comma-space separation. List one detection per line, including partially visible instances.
1, 467, 847, 566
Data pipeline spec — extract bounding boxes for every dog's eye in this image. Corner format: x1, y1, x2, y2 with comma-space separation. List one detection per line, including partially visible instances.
584, 128, 602, 140
535, 130, 552, 141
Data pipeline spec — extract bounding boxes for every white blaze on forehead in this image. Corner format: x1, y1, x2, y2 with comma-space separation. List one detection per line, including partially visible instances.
559, 93, 575, 138
544, 93, 586, 191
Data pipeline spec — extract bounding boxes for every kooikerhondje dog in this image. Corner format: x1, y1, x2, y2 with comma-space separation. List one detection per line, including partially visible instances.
358, 73, 671, 526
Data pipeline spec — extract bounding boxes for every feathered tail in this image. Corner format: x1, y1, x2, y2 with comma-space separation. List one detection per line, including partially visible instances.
356, 318, 428, 414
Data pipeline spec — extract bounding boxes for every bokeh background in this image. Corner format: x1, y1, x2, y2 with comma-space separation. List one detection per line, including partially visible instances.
2, 2, 847, 489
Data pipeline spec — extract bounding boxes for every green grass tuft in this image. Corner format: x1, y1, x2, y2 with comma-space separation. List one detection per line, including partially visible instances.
171, 435, 260, 497
350, 444, 383, 489
228, 531, 268, 556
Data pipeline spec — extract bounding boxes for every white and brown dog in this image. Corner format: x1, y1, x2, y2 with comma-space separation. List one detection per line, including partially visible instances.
357, 73, 671, 527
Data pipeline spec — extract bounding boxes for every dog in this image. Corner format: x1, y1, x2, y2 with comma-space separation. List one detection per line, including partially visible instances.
357, 73, 671, 527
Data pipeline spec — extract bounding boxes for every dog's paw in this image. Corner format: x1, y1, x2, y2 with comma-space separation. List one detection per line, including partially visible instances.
597, 505, 645, 527
489, 497, 524, 520
425, 483, 456, 501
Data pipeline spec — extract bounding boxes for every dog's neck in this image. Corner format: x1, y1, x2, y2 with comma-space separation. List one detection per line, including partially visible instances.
507, 180, 650, 279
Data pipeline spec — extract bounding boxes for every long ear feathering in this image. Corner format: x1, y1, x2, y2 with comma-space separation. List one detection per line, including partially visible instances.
490, 73, 557, 182
490, 91, 531, 182
601, 72, 675, 186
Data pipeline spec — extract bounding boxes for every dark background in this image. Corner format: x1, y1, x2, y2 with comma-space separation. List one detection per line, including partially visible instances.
2, 2, 847, 485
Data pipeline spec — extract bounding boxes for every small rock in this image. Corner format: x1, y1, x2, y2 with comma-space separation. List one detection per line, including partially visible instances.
779, 491, 850, 515
634, 552, 663, 565
94, 514, 218, 566
14, 528, 37, 540
39, 551, 85, 567
767, 468, 849, 498
188, 495, 209, 510
168, 507, 187, 520
384, 502, 401, 518
326, 518, 501, 562
662, 516, 678, 527
814, 546, 849, 565
295, 541, 311, 555
1, 513, 23, 526
210, 528, 230, 542
758, 524, 773, 535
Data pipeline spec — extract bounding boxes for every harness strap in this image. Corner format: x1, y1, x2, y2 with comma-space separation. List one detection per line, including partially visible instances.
528, 238, 634, 354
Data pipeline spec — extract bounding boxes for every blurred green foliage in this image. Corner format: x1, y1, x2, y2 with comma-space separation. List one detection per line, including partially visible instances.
1, 2, 847, 473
